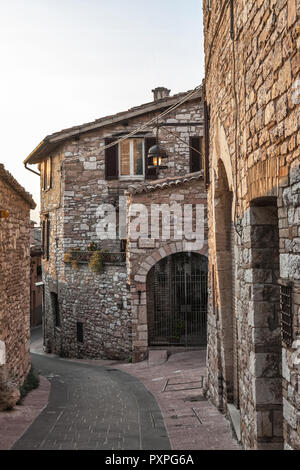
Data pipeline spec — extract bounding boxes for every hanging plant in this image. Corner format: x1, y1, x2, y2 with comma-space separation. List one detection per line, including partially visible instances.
88, 250, 104, 274
87, 241, 98, 251
71, 259, 79, 271
64, 248, 72, 263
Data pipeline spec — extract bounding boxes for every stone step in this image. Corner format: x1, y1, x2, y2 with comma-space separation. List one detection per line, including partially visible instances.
148, 349, 168, 366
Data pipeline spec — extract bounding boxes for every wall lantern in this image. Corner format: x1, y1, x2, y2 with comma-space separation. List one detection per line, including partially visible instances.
0, 210, 9, 219
147, 124, 168, 170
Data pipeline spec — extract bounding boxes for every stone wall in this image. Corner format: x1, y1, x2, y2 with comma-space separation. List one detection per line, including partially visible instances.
126, 177, 208, 362
203, 0, 299, 449
0, 167, 34, 410
41, 96, 204, 360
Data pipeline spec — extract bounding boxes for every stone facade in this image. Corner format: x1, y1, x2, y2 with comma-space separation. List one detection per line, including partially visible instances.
0, 164, 35, 410
27, 89, 205, 360
126, 175, 208, 362
203, 0, 299, 449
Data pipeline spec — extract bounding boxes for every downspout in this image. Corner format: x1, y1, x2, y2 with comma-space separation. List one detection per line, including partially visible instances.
24, 162, 40, 176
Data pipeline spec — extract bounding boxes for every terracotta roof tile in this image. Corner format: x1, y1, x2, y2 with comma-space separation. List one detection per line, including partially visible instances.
126, 171, 204, 195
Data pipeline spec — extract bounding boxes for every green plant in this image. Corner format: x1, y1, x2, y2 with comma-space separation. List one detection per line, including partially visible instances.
17, 367, 40, 405
88, 250, 104, 274
87, 241, 98, 251
64, 249, 72, 263
71, 259, 79, 270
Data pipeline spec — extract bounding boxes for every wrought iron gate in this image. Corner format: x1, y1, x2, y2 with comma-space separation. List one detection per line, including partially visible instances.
149, 253, 208, 346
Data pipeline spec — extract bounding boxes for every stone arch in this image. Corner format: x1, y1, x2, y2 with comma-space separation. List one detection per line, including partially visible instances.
131, 241, 208, 362
134, 241, 208, 282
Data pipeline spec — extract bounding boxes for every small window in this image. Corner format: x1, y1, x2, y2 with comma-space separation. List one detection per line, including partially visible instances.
189, 136, 203, 173
77, 322, 84, 343
119, 138, 144, 178
42, 157, 52, 190
51, 292, 60, 328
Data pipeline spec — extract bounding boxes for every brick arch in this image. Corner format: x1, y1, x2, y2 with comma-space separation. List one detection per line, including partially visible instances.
134, 241, 208, 282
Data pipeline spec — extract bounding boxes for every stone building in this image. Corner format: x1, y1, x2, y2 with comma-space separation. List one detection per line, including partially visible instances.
30, 222, 43, 327
24, 87, 208, 362
203, 0, 299, 450
0, 164, 35, 410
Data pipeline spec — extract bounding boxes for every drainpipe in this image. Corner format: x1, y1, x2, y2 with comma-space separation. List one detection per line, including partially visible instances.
24, 162, 40, 176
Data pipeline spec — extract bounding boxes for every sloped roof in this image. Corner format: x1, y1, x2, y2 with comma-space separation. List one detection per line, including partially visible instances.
126, 171, 204, 195
24, 88, 202, 165
0, 164, 36, 209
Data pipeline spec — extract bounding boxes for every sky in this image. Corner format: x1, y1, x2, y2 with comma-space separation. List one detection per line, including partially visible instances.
0, 0, 204, 223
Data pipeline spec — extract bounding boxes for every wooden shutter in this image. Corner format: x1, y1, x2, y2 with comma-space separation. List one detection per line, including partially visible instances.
105, 138, 118, 180
204, 101, 210, 186
189, 136, 202, 173
42, 220, 45, 257
43, 161, 47, 190
144, 136, 157, 180
46, 218, 50, 261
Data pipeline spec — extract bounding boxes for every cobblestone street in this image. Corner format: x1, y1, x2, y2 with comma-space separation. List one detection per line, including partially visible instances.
2, 329, 240, 451
12, 352, 170, 450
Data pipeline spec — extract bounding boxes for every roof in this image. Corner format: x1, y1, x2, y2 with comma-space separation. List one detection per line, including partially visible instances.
126, 171, 204, 195
0, 164, 36, 209
24, 88, 202, 165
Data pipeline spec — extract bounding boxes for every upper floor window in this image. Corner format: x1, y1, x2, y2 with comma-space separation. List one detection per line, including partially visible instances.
189, 136, 203, 173
119, 138, 144, 179
105, 136, 156, 181
42, 157, 52, 190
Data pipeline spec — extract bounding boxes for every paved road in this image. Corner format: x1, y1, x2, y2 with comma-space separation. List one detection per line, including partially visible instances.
13, 354, 170, 450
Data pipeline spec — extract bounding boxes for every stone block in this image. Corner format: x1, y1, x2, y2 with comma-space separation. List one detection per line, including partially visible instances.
282, 348, 291, 382
250, 352, 281, 378
254, 378, 283, 405
256, 411, 273, 438
138, 238, 156, 249
283, 397, 297, 429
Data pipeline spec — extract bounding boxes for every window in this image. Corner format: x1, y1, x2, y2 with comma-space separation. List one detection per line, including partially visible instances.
119, 138, 144, 178
77, 322, 84, 343
189, 136, 203, 173
42, 157, 52, 190
51, 292, 60, 328
105, 136, 156, 180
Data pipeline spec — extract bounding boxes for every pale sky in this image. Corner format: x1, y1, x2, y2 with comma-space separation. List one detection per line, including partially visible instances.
0, 0, 204, 223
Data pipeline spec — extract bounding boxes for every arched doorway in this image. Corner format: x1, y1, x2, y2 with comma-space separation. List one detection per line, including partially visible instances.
147, 252, 208, 347
214, 159, 237, 406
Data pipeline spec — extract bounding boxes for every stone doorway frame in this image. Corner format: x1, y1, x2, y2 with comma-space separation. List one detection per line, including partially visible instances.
130, 241, 208, 363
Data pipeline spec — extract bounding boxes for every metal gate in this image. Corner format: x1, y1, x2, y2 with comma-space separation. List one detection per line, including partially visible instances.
149, 253, 208, 346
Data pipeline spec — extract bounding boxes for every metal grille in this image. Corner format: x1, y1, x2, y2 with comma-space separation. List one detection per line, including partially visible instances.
280, 284, 293, 347
150, 253, 208, 347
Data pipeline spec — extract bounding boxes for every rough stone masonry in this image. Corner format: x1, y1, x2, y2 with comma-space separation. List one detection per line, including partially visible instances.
25, 88, 206, 362
0, 164, 35, 410
203, 0, 299, 450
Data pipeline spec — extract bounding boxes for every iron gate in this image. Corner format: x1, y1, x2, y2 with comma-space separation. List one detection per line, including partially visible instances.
149, 253, 208, 346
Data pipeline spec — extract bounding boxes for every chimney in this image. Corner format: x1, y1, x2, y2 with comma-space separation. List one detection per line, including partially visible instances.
152, 87, 171, 101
